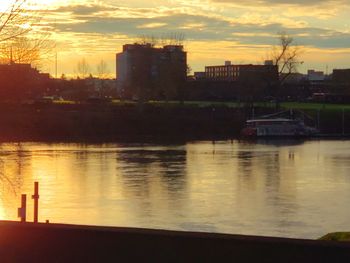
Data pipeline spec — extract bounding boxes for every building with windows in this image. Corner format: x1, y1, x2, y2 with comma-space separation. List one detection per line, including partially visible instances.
187, 61, 279, 101
116, 43, 187, 100
204, 61, 278, 82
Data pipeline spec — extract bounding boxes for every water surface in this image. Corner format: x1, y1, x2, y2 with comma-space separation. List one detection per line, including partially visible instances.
1, 140, 350, 239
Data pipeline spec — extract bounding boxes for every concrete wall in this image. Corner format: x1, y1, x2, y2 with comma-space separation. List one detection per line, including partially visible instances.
0, 221, 349, 262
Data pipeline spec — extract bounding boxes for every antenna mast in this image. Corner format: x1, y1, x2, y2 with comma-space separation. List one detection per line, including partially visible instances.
10, 46, 13, 64
55, 51, 58, 78
54, 19, 58, 78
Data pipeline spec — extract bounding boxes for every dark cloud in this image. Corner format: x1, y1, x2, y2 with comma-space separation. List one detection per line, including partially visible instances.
211, 0, 345, 5
53, 4, 118, 15
48, 3, 350, 49
51, 12, 350, 49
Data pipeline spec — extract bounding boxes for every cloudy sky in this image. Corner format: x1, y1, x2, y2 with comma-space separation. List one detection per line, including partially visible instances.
8, 0, 350, 77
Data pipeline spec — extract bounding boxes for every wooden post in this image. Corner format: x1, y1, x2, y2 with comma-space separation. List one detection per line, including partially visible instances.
32, 182, 39, 223
342, 108, 345, 135
18, 194, 27, 222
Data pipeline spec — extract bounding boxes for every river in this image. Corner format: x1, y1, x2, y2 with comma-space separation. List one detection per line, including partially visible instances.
0, 140, 350, 239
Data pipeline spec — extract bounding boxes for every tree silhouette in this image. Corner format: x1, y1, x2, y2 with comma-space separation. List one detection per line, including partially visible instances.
76, 58, 91, 79
96, 59, 109, 79
271, 32, 303, 84
0, 1, 37, 43
0, 1, 54, 67
0, 35, 54, 67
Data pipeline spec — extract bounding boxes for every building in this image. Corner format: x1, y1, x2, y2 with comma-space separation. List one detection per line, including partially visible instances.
193, 72, 206, 80
332, 69, 350, 84
187, 61, 279, 101
204, 61, 278, 83
0, 62, 51, 101
307, 70, 325, 81
116, 43, 187, 100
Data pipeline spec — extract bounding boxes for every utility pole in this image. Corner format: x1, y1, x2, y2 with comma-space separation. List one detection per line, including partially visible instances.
55, 52, 58, 79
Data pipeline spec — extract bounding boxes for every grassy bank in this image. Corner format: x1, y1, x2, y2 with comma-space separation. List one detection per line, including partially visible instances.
57, 100, 350, 109
0, 101, 348, 141
320, 232, 350, 242
0, 103, 247, 141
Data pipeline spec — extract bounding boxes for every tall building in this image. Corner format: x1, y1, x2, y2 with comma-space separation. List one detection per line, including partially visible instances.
116, 44, 187, 100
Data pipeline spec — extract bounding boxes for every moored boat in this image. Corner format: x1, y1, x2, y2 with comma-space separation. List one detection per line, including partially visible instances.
241, 118, 317, 137
241, 114, 319, 138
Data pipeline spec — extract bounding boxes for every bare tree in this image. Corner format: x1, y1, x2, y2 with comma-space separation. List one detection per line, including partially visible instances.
0, 1, 54, 67
76, 58, 91, 79
270, 32, 303, 83
136, 32, 185, 47
136, 35, 159, 47
0, 0, 37, 43
160, 32, 185, 46
96, 59, 109, 79
0, 35, 54, 66
96, 59, 110, 97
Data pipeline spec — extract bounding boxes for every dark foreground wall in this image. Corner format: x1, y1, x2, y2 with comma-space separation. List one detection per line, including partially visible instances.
0, 221, 349, 262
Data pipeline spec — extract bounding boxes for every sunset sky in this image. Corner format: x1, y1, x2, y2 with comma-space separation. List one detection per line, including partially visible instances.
12, 0, 350, 77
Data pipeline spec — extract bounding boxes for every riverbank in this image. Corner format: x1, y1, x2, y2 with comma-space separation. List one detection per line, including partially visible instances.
0, 221, 349, 262
0, 102, 348, 141
0, 103, 246, 141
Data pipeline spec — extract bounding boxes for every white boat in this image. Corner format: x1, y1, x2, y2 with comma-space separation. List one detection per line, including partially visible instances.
241, 117, 319, 137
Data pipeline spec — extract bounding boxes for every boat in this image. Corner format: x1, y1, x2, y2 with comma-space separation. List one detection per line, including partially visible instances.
241, 110, 319, 138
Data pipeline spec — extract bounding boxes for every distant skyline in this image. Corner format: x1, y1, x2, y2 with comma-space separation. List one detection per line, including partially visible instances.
6, 0, 350, 77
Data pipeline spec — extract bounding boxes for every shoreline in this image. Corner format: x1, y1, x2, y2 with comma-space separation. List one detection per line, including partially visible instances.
0, 221, 349, 262
0, 102, 347, 141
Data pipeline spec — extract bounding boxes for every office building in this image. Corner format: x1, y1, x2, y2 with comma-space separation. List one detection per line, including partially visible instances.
204, 61, 278, 82
116, 43, 187, 100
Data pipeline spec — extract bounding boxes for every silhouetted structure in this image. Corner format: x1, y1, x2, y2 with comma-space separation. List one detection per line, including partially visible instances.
49, 77, 117, 101
116, 43, 187, 101
205, 61, 278, 83
187, 61, 279, 101
332, 69, 350, 84
0, 62, 51, 101
328, 68, 350, 102
307, 70, 325, 81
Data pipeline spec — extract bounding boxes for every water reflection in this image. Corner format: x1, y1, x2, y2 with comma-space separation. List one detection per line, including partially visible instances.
115, 147, 187, 224
254, 139, 306, 146
0, 140, 349, 239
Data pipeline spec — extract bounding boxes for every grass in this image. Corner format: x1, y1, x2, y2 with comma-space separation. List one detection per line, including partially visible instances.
281, 102, 350, 111
53, 100, 75, 104
319, 232, 350, 241
52, 99, 350, 112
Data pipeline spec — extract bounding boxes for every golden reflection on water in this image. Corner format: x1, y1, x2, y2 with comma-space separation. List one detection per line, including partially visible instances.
0, 140, 350, 238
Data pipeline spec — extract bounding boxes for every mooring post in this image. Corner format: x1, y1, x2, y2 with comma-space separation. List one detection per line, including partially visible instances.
342, 108, 345, 135
18, 194, 27, 222
32, 182, 39, 223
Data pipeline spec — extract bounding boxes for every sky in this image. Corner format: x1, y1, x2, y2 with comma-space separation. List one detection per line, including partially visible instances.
5, 0, 350, 77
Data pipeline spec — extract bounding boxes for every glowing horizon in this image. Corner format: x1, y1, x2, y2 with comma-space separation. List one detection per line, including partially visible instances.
3, 0, 350, 77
